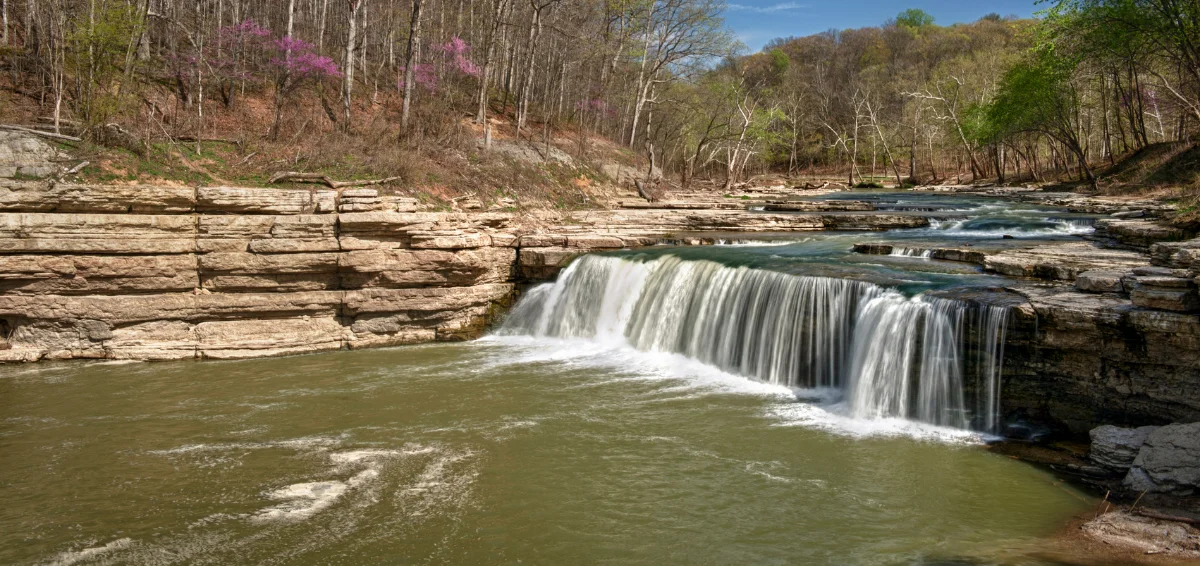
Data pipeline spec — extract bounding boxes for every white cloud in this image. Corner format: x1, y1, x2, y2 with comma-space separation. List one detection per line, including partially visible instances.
727, 2, 805, 13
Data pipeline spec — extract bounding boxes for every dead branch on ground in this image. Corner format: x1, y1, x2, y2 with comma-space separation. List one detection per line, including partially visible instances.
269, 171, 402, 189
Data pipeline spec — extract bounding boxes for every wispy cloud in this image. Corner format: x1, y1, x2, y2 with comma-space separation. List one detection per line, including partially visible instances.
726, 2, 805, 13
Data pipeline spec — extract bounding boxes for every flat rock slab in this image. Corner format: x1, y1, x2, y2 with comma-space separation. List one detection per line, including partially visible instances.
1096, 218, 1192, 249
0, 182, 196, 213
985, 242, 1149, 282
1075, 270, 1128, 294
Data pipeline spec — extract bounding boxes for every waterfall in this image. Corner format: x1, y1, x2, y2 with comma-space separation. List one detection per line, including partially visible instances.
500, 254, 1010, 432
889, 247, 933, 259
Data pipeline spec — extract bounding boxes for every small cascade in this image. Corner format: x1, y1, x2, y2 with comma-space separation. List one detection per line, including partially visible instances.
889, 247, 933, 259
500, 254, 1011, 432
973, 305, 1010, 433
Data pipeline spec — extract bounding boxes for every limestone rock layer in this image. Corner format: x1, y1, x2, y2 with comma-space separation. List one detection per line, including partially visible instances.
0, 180, 890, 362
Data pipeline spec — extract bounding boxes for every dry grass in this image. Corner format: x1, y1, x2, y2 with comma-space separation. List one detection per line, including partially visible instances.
0, 83, 636, 211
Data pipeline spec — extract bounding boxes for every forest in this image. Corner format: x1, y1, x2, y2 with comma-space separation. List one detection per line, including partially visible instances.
0, 0, 1197, 193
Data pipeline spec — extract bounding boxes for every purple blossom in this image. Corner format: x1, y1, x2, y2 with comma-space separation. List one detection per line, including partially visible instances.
220, 20, 271, 41
432, 36, 482, 78
270, 36, 342, 78
435, 36, 471, 56
399, 63, 439, 91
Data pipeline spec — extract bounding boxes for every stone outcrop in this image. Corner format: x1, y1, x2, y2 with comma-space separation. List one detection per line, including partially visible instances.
1075, 270, 1128, 294
1090, 425, 1160, 471
0, 130, 69, 178
1124, 423, 1200, 495
984, 242, 1148, 282
1095, 218, 1193, 249
853, 241, 1150, 283
0, 180, 917, 362
991, 287, 1200, 435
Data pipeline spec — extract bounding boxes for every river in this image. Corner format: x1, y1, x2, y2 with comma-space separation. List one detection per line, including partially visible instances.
1, 192, 1102, 565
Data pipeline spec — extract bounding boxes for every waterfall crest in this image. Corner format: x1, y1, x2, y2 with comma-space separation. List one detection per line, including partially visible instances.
500, 254, 1010, 432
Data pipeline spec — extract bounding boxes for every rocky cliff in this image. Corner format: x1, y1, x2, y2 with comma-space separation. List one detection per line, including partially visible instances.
0, 180, 926, 362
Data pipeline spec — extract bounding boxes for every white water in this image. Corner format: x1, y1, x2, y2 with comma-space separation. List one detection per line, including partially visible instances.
501, 254, 1011, 432
918, 218, 1094, 238
889, 247, 934, 259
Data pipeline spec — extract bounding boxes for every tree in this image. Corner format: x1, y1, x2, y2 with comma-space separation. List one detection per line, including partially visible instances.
400, 0, 423, 135
985, 46, 1099, 188
896, 8, 934, 30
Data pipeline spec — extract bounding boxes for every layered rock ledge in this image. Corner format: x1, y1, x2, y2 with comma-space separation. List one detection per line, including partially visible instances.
0, 181, 924, 362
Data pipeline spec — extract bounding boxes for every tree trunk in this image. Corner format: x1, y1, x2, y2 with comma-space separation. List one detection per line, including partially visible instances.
400, 0, 423, 136
475, 0, 507, 123
270, 0, 297, 140
342, 0, 363, 132
515, 3, 544, 135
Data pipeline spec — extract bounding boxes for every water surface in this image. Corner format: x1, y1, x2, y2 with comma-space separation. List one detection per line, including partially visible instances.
2, 344, 1091, 565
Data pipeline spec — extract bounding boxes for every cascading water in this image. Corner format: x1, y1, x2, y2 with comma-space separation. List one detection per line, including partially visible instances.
501, 254, 1011, 432
889, 247, 934, 259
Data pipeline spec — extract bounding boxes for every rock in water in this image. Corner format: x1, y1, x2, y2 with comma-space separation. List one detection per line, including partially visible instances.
1089, 425, 1158, 471
1124, 423, 1200, 495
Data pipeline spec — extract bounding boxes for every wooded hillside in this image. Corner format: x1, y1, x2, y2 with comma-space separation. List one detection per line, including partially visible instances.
0, 0, 1196, 195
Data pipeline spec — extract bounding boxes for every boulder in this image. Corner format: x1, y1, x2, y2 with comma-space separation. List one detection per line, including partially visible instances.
0, 131, 68, 178
1131, 284, 1200, 313
1089, 425, 1159, 471
1151, 239, 1200, 271
1124, 423, 1200, 495
1076, 270, 1127, 294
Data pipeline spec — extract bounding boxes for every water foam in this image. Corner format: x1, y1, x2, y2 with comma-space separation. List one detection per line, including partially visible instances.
497, 254, 1011, 433
46, 538, 135, 566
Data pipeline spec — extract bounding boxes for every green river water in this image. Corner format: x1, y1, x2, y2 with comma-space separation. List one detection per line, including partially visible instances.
1, 341, 1093, 565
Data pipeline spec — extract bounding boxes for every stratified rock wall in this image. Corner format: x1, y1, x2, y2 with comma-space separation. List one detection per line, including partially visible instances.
1, 181, 903, 362
995, 288, 1200, 435
0, 183, 528, 361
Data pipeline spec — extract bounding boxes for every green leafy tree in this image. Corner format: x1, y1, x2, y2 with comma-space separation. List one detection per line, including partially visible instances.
896, 9, 935, 30
985, 44, 1099, 188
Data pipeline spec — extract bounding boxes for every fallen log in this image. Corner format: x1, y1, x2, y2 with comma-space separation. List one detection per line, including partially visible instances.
176, 136, 244, 148
1134, 509, 1200, 525
0, 124, 82, 142
269, 171, 403, 189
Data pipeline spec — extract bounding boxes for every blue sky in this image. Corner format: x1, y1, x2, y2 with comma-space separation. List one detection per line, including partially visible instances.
725, 0, 1041, 52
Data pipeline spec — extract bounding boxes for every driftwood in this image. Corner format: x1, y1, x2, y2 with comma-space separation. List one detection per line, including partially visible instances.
633, 179, 657, 202
63, 161, 90, 176
1135, 509, 1200, 525
176, 136, 243, 148
38, 117, 82, 126
0, 124, 82, 142
269, 171, 402, 189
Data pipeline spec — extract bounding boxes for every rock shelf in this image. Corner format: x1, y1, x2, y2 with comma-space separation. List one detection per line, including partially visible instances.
0, 180, 923, 362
